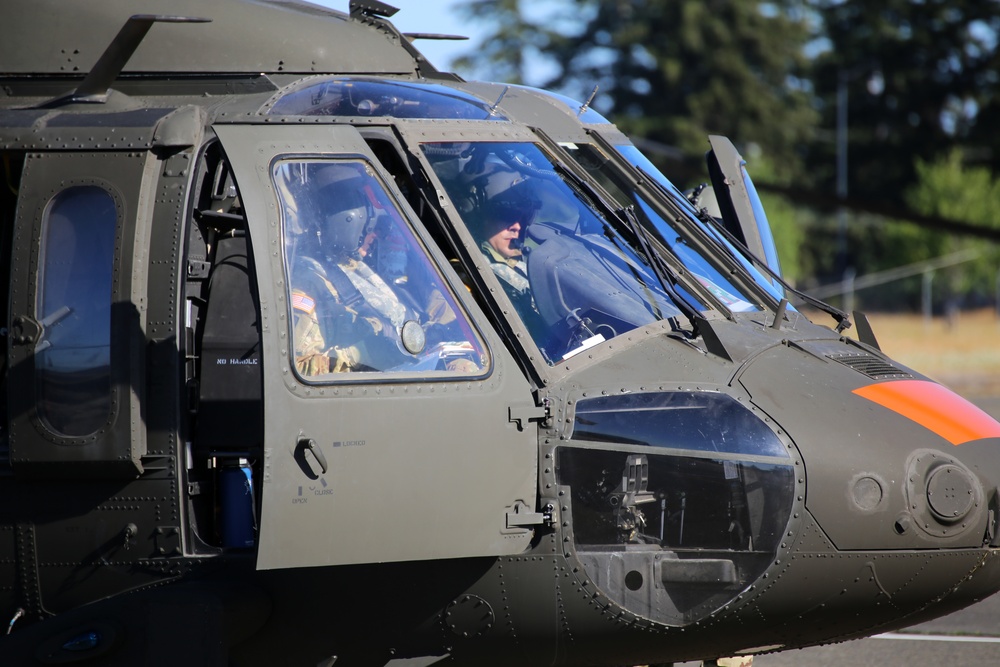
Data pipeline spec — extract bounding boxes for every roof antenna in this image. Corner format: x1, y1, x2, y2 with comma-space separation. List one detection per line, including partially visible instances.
488, 86, 510, 117
578, 84, 599, 117
41, 14, 210, 107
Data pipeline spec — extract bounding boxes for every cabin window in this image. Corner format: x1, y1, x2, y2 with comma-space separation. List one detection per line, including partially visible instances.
273, 159, 489, 380
35, 186, 116, 436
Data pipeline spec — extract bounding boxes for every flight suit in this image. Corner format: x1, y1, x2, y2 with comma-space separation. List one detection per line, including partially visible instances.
479, 240, 553, 356
481, 241, 531, 310
291, 255, 410, 375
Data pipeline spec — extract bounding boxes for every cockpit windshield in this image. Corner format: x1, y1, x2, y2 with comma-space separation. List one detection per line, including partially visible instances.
616, 144, 787, 303
422, 141, 754, 365
560, 143, 762, 314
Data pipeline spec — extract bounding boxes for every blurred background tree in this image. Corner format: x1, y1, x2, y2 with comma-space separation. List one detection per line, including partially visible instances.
452, 0, 1000, 312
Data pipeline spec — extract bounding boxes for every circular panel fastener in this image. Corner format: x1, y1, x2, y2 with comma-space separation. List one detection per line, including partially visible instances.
444, 595, 495, 638
905, 449, 984, 538
851, 475, 884, 512
926, 464, 977, 523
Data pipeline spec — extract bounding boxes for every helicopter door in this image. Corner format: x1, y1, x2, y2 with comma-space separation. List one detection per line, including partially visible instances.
214, 124, 540, 568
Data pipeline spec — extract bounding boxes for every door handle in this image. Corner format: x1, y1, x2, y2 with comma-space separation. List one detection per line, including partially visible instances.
12, 307, 71, 349
295, 437, 328, 477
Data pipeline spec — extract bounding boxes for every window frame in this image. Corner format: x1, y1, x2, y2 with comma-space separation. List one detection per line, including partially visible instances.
33, 184, 119, 437
7, 150, 149, 479
271, 154, 493, 385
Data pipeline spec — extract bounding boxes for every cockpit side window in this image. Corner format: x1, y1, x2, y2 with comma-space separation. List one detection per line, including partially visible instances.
273, 158, 489, 380
35, 186, 116, 436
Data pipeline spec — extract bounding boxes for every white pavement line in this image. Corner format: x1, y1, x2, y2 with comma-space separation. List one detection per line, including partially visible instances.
874, 633, 1000, 644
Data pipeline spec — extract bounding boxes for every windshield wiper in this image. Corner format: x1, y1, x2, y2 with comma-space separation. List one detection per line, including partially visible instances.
695, 202, 851, 333
550, 162, 703, 329
635, 166, 852, 333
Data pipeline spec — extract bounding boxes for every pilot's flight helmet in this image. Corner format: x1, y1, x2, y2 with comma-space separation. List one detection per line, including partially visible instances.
465, 164, 540, 235
313, 165, 372, 254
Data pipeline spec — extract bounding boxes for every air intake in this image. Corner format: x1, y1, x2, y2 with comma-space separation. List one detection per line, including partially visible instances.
828, 352, 912, 380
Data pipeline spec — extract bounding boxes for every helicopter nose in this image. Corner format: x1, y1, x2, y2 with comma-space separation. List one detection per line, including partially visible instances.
737, 341, 1000, 553
726, 341, 1000, 642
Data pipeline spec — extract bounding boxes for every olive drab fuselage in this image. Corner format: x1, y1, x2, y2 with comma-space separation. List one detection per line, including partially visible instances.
1, 2, 1000, 666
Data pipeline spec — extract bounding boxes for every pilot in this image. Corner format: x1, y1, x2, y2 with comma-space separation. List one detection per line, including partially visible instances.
467, 166, 540, 315
290, 166, 414, 375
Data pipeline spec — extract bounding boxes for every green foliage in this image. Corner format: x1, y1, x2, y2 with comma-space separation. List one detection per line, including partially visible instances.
454, 1, 818, 180
904, 150, 1000, 304
757, 191, 805, 283
907, 151, 1000, 228
452, 0, 549, 84
810, 0, 1000, 206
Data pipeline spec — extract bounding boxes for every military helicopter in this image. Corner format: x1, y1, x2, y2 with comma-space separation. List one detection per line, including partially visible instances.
2, 1, 1000, 666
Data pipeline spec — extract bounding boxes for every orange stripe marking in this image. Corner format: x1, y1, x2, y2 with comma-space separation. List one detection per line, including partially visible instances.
853, 380, 1000, 446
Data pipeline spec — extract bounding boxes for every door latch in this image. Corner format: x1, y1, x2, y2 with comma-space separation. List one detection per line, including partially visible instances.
505, 501, 555, 529
508, 404, 547, 431
295, 437, 328, 478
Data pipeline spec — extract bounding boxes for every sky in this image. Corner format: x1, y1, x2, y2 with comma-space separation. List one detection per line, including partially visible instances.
310, 0, 484, 76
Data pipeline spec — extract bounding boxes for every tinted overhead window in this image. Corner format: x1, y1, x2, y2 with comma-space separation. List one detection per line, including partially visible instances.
273, 158, 489, 379
267, 77, 507, 121
36, 186, 116, 436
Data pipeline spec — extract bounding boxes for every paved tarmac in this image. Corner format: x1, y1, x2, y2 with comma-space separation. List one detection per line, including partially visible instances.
750, 593, 1000, 666
671, 594, 1000, 667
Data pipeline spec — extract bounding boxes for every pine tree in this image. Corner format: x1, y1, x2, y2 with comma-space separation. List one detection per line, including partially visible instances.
454, 0, 818, 184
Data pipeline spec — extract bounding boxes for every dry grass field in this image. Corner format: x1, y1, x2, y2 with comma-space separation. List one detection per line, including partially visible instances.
849, 308, 1000, 400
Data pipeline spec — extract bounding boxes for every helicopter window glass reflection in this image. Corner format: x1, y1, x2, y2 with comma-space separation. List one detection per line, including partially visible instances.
564, 143, 760, 313
267, 77, 507, 121
423, 141, 715, 365
36, 186, 116, 436
573, 391, 789, 459
273, 159, 489, 380
616, 144, 786, 303
741, 164, 783, 279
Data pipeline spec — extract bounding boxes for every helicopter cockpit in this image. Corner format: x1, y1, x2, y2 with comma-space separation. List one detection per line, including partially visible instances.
252, 75, 801, 626
264, 76, 771, 366
224, 69, 994, 636
423, 140, 762, 364
7, 3, 1000, 665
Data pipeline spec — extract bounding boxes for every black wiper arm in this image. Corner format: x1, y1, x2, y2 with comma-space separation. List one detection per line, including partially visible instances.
635, 166, 852, 333
550, 163, 702, 328
616, 203, 705, 325
694, 205, 852, 333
